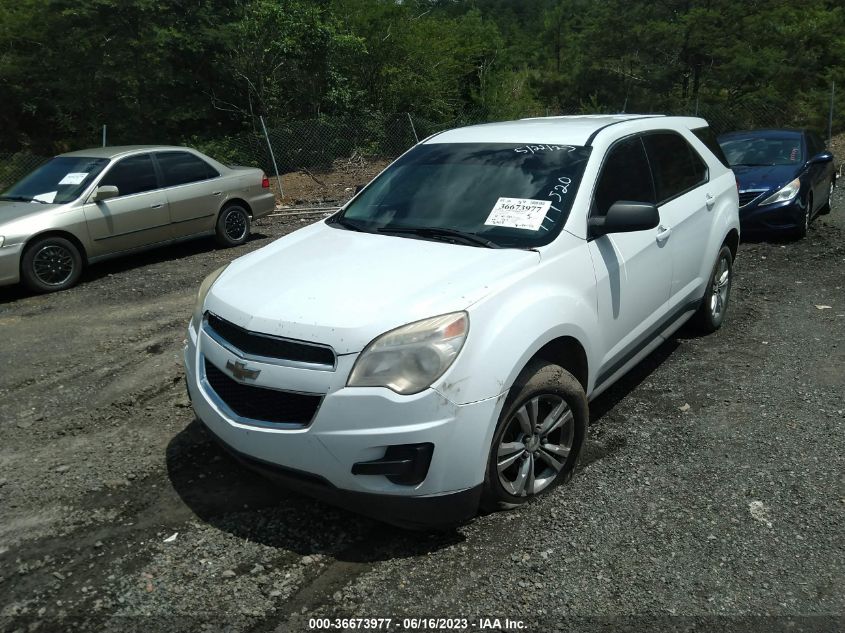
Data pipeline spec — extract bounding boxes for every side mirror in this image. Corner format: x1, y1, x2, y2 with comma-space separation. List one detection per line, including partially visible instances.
588, 201, 660, 238
92, 185, 119, 202
809, 151, 834, 164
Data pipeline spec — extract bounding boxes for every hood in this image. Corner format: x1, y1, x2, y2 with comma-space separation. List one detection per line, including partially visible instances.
732, 164, 800, 192
205, 221, 541, 354
0, 200, 60, 226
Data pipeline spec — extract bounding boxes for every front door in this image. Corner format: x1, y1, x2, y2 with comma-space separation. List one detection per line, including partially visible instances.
83, 153, 170, 256
587, 134, 673, 387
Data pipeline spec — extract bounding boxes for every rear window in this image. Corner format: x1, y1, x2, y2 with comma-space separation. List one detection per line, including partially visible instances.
693, 126, 730, 167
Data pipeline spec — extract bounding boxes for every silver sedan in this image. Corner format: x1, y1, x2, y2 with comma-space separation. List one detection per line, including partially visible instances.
0, 145, 275, 292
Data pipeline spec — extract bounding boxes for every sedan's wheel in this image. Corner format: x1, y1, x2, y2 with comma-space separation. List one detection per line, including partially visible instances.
820, 179, 834, 215
21, 236, 83, 293
796, 194, 812, 239
693, 244, 733, 334
215, 204, 251, 247
482, 360, 586, 511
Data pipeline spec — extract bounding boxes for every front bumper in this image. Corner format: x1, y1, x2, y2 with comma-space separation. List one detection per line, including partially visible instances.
183, 321, 500, 526
739, 197, 806, 234
0, 243, 23, 286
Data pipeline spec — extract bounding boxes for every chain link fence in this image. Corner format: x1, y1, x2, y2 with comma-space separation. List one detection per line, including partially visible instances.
1, 100, 837, 194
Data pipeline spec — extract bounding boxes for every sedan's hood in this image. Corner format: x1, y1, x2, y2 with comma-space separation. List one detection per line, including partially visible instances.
205, 222, 541, 354
732, 164, 800, 192
0, 200, 59, 225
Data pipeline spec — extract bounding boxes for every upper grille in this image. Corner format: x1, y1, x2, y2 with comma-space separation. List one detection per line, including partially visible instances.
739, 191, 765, 207
203, 358, 322, 425
205, 313, 335, 367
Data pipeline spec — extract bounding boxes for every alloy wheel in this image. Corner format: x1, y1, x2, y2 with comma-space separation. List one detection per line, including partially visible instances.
224, 209, 247, 241
710, 254, 730, 320
496, 394, 574, 497
32, 244, 75, 286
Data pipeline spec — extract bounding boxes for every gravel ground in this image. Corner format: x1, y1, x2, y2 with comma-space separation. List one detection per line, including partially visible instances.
0, 191, 843, 633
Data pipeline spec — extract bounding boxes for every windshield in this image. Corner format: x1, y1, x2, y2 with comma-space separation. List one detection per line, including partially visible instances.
1, 156, 109, 204
719, 136, 803, 167
334, 142, 592, 248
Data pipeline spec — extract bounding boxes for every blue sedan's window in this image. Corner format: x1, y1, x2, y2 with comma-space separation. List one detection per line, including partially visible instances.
720, 136, 803, 167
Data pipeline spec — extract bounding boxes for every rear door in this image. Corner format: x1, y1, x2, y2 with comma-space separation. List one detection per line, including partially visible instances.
642, 131, 711, 310
587, 134, 673, 387
155, 151, 222, 237
82, 153, 170, 256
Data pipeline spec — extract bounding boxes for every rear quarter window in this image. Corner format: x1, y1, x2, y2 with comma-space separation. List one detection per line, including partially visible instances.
642, 132, 708, 204
692, 126, 730, 167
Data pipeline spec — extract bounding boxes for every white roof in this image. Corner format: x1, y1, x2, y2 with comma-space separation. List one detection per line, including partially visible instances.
425, 114, 705, 146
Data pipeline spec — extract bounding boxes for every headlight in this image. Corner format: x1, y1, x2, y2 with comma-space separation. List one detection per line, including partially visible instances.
190, 264, 228, 331
759, 177, 801, 206
348, 312, 469, 395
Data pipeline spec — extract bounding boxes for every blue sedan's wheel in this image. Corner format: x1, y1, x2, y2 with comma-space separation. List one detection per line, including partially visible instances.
820, 179, 834, 216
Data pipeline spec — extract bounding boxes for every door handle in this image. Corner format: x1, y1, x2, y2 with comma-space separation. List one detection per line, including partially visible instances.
212, 191, 223, 197
705, 192, 716, 209
655, 224, 672, 244
150, 203, 164, 209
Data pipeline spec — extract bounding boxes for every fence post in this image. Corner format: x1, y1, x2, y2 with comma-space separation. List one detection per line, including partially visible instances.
407, 112, 419, 144
259, 115, 283, 200
102, 125, 107, 147
828, 81, 835, 147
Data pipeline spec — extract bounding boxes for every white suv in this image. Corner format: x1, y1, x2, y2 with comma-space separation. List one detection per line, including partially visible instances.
183, 115, 740, 529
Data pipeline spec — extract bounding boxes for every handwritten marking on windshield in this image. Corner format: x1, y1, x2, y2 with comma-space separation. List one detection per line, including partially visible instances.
514, 144, 576, 154
548, 177, 572, 203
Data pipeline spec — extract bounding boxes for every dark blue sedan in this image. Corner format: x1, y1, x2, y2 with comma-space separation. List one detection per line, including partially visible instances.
717, 129, 836, 238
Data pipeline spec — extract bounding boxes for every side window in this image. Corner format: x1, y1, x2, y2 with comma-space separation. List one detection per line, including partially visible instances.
99, 154, 158, 197
642, 132, 708, 204
692, 126, 730, 167
807, 132, 824, 156
157, 151, 219, 187
592, 136, 655, 217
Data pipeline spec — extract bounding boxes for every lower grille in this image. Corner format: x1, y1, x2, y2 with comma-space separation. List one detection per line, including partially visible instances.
203, 358, 322, 425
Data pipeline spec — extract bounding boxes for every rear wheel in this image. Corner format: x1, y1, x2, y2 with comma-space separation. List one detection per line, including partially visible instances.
693, 245, 732, 334
21, 236, 83, 293
215, 203, 251, 247
481, 360, 586, 511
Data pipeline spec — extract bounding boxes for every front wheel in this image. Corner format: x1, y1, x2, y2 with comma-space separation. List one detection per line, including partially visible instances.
819, 179, 834, 215
215, 204, 251, 247
21, 236, 83, 293
481, 360, 587, 511
693, 244, 733, 334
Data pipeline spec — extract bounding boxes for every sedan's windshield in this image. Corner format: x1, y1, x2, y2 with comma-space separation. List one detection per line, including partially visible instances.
334, 142, 592, 248
719, 136, 803, 167
1, 156, 109, 205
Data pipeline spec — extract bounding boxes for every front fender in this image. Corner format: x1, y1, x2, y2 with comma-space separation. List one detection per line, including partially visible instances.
433, 246, 600, 405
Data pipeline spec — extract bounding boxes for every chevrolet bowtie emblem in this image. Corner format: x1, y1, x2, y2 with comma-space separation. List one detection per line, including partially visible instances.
225, 360, 261, 381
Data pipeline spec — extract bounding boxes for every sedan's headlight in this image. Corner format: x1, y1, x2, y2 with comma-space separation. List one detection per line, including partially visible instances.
759, 177, 801, 206
190, 264, 228, 331
348, 312, 469, 395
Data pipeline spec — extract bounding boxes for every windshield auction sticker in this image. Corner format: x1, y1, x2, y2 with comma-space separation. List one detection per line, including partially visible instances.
58, 172, 88, 185
484, 197, 551, 231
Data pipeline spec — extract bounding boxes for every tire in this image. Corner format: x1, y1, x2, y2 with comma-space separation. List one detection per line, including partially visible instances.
693, 244, 733, 334
819, 178, 835, 215
215, 203, 251, 247
481, 360, 587, 512
20, 236, 83, 293
795, 193, 812, 239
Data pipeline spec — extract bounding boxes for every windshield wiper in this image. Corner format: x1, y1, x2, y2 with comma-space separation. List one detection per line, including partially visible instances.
731, 163, 775, 167
0, 195, 40, 203
328, 216, 366, 232
377, 226, 501, 249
